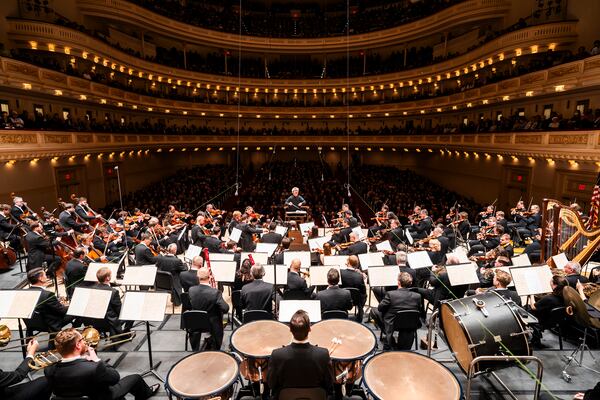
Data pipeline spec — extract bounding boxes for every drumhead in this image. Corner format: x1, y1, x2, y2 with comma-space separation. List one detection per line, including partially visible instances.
440, 300, 473, 373
363, 352, 462, 400
310, 319, 376, 361
166, 351, 238, 398
230, 320, 292, 357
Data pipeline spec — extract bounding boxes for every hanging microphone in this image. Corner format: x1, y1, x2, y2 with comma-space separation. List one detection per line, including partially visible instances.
269, 172, 271, 181
114, 166, 119, 170
235, 183, 239, 196
321, 173, 324, 182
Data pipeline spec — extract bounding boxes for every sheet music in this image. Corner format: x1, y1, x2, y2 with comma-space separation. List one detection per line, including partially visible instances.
368, 266, 398, 287
283, 251, 312, 268
84, 263, 118, 283
229, 227, 242, 243
208, 253, 236, 261
0, 290, 42, 319
210, 261, 237, 283
120, 291, 169, 322
510, 265, 553, 296
375, 240, 393, 253
358, 252, 385, 270
552, 253, 569, 269
278, 300, 321, 322
275, 226, 288, 236
121, 266, 157, 286
351, 226, 366, 240
323, 255, 348, 269
299, 222, 315, 236
511, 253, 531, 267
446, 263, 480, 286
405, 229, 414, 245
308, 235, 332, 252
184, 244, 202, 261
242, 252, 269, 265
451, 248, 470, 264
255, 243, 278, 257
308, 266, 341, 286
406, 251, 433, 269
263, 264, 289, 285
67, 288, 112, 319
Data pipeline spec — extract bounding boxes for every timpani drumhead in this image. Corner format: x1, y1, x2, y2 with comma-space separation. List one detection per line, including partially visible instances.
310, 319, 376, 360
166, 351, 238, 398
230, 320, 293, 357
363, 352, 461, 400
440, 301, 473, 373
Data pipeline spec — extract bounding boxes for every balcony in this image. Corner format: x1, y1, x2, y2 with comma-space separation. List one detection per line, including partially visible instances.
76, 0, 511, 54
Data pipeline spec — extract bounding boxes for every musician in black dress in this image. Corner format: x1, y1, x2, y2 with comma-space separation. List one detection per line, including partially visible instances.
285, 187, 306, 211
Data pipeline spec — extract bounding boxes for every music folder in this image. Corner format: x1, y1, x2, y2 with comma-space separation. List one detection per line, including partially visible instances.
120, 291, 169, 322
368, 266, 398, 287
255, 243, 278, 257
405, 229, 414, 245
279, 300, 321, 322
509, 265, 553, 296
308, 235, 332, 252
121, 265, 158, 287
552, 253, 569, 269
67, 288, 112, 319
406, 251, 433, 269
263, 264, 289, 285
323, 255, 348, 268
275, 225, 288, 236
208, 253, 236, 262
84, 263, 119, 283
446, 263, 480, 286
511, 253, 531, 267
209, 261, 237, 283
309, 266, 341, 286
0, 290, 42, 319
358, 252, 385, 270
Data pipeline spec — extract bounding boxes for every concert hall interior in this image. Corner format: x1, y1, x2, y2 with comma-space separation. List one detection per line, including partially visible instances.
2, 0, 600, 399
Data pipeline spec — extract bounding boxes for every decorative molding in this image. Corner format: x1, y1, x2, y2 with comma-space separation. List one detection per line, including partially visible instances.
44, 134, 71, 144
548, 134, 588, 145
515, 135, 542, 144
0, 134, 37, 144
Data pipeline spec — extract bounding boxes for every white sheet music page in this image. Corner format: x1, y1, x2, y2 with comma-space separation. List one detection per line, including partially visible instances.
279, 300, 321, 322
323, 255, 348, 268
0, 290, 42, 319
406, 251, 433, 269
358, 252, 385, 270
263, 264, 289, 285
120, 291, 169, 322
210, 261, 237, 283
446, 263, 480, 286
511, 254, 531, 267
185, 244, 202, 260
255, 243, 278, 257
552, 253, 569, 269
299, 222, 315, 236
121, 266, 157, 286
84, 263, 118, 283
242, 252, 269, 265
375, 240, 394, 253
67, 288, 112, 319
229, 227, 243, 243
283, 251, 311, 268
275, 226, 288, 236
308, 235, 332, 252
368, 266, 398, 287
309, 266, 341, 286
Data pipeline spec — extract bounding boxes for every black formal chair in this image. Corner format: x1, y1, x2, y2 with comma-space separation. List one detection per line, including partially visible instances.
282, 289, 311, 300
390, 310, 421, 350
345, 287, 363, 317
181, 310, 212, 351
278, 387, 327, 400
242, 310, 273, 324
548, 306, 568, 350
24, 310, 49, 337
231, 289, 243, 325
154, 271, 175, 312
51, 395, 90, 400
322, 310, 349, 320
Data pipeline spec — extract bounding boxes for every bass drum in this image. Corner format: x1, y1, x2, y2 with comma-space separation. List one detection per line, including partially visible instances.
362, 351, 462, 400
440, 291, 530, 373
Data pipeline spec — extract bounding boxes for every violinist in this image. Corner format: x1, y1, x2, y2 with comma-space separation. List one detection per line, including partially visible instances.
387, 218, 405, 250
59, 203, 89, 233
409, 209, 432, 240
285, 187, 306, 211
25, 222, 70, 276
190, 214, 209, 247
477, 205, 495, 228
261, 222, 283, 244
75, 197, 101, 222
467, 222, 503, 257
134, 233, 159, 265
11, 196, 37, 222
510, 200, 527, 219
0, 204, 23, 251
237, 213, 267, 252
498, 233, 514, 258
204, 226, 233, 253
146, 217, 171, 247
336, 232, 367, 256
449, 211, 471, 240
368, 204, 391, 237
206, 204, 224, 220
495, 210, 509, 233
64, 248, 89, 298
516, 204, 541, 240
330, 218, 352, 245
227, 211, 242, 235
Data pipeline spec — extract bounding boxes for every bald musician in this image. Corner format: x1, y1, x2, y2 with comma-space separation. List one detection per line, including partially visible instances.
336, 232, 367, 256
45, 328, 159, 399
267, 310, 334, 399
189, 268, 229, 350
285, 258, 314, 299
340, 255, 367, 322
180, 255, 203, 292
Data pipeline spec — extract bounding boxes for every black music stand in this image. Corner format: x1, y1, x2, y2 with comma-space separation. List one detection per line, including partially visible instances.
0, 290, 42, 358
119, 291, 169, 382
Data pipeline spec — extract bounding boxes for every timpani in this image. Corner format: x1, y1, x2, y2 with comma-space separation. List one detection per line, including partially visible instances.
165, 351, 239, 399
230, 320, 293, 383
310, 319, 377, 383
362, 352, 462, 400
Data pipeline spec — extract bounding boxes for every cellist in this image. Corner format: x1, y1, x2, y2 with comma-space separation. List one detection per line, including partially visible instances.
24, 222, 70, 277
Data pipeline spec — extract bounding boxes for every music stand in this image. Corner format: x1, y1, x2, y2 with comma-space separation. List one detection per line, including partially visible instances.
283, 251, 311, 269
209, 253, 236, 262
308, 236, 332, 252
308, 266, 341, 287
209, 261, 237, 283
275, 226, 288, 236
119, 291, 169, 382
367, 266, 398, 287
375, 240, 393, 253
323, 255, 348, 269
552, 253, 569, 269
0, 290, 42, 358
121, 265, 157, 287
67, 288, 112, 319
84, 263, 119, 283
242, 252, 269, 266
229, 227, 242, 244
451, 248, 471, 264
263, 264, 288, 286
184, 244, 202, 264
358, 252, 385, 271
406, 251, 433, 270
255, 243, 278, 257
299, 222, 315, 236
279, 300, 321, 322
511, 254, 531, 267
446, 263, 480, 286
509, 265, 553, 297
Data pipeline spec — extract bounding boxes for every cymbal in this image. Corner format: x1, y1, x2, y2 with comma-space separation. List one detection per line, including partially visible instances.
563, 286, 600, 329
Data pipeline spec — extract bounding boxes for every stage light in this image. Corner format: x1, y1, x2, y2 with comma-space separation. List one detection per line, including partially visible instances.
526, 91, 534, 97
165, 109, 170, 113
117, 102, 123, 107
503, 96, 510, 101
511, 156, 518, 161
294, 115, 298, 119
528, 157, 535, 163
367, 148, 372, 151
384, 113, 389, 116
30, 158, 39, 165
219, 113, 224, 117
183, 111, 188, 115
428, 149, 433, 153
23, 83, 32, 90
482, 100, 488, 105
54, 90, 62, 96
132, 105, 138, 109
366, 114, 371, 117
181, 148, 186, 152
555, 85, 565, 92
275, 115, 280, 119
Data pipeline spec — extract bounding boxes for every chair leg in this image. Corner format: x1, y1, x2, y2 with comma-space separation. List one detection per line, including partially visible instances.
558, 324, 563, 351
414, 331, 418, 350
185, 331, 188, 351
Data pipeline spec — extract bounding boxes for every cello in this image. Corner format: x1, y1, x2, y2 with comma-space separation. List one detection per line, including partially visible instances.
0, 243, 17, 270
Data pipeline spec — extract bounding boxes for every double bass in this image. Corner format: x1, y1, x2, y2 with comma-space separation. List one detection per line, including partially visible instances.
0, 243, 17, 270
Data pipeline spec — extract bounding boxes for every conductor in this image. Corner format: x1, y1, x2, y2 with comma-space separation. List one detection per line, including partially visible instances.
267, 310, 334, 399
285, 187, 306, 212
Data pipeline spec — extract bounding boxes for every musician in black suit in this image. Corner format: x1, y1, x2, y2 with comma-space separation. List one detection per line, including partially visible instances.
10, 196, 37, 222
59, 203, 89, 233
204, 227, 231, 253
340, 255, 367, 322
372, 251, 415, 303
64, 248, 89, 298
410, 209, 433, 240
498, 233, 514, 258
134, 233, 159, 265
189, 268, 229, 350
25, 222, 69, 274
75, 197, 100, 222
27, 268, 72, 335
190, 215, 208, 247
387, 219, 406, 250
370, 272, 422, 350
181, 255, 203, 292
45, 328, 158, 400
241, 264, 274, 314
285, 258, 314, 299
316, 268, 352, 314
0, 339, 51, 400
489, 269, 521, 306
267, 310, 334, 398
337, 232, 367, 256
563, 261, 589, 288
261, 222, 283, 244
0, 203, 22, 251
91, 267, 131, 336
237, 217, 265, 252
155, 243, 187, 306
285, 187, 306, 212
516, 205, 542, 239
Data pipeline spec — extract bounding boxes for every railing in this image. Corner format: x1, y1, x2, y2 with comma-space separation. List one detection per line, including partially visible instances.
6, 19, 577, 89
1, 53, 598, 118
0, 130, 598, 162
76, 0, 511, 53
